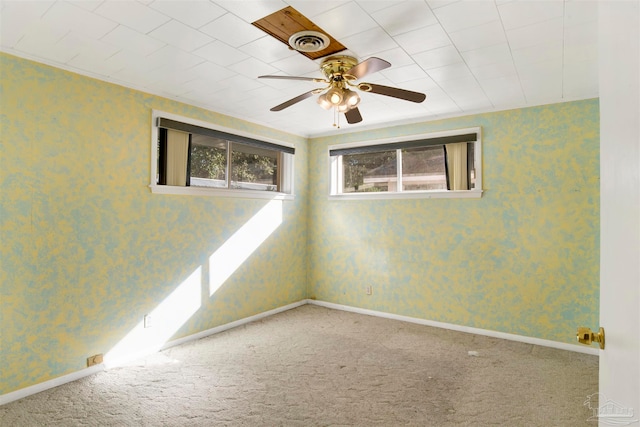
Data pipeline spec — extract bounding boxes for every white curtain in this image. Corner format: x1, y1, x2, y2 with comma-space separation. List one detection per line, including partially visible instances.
166, 129, 189, 186
446, 142, 468, 191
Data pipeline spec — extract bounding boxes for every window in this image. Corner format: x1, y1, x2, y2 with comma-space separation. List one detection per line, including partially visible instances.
329, 128, 482, 199
150, 112, 294, 199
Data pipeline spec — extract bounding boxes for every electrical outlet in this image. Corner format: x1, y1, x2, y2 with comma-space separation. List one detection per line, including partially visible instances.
87, 354, 103, 367
144, 314, 153, 328
366, 286, 373, 295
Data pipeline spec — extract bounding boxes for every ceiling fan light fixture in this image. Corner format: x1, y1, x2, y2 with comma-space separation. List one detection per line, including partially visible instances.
344, 89, 361, 107
325, 87, 344, 105
317, 93, 333, 110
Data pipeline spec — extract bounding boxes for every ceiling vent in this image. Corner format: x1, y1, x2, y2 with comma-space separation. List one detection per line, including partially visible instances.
252, 6, 346, 60
288, 31, 330, 53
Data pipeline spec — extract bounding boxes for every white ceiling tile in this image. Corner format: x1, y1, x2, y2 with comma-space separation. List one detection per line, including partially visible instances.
469, 60, 516, 81
394, 24, 451, 55
216, 74, 264, 92
520, 75, 562, 104
400, 76, 440, 93
564, 0, 598, 27
356, 1, 398, 14
437, 75, 480, 92
181, 76, 228, 95
479, 75, 526, 105
563, 59, 598, 99
287, 1, 345, 17
0, 1, 53, 48
313, 2, 378, 40
67, 50, 124, 76
413, 44, 463, 70
43, 1, 117, 39
186, 60, 235, 81
106, 49, 155, 73
371, 1, 437, 36
460, 43, 511, 68
111, 66, 156, 86
506, 16, 563, 50
149, 1, 227, 29
426, 0, 460, 10
511, 40, 562, 68
14, 22, 73, 63
425, 97, 462, 115
145, 45, 205, 71
239, 36, 296, 64
449, 20, 507, 52
564, 43, 597, 65
368, 47, 415, 68
67, 1, 103, 12
229, 57, 279, 79
57, 31, 119, 60
432, 0, 500, 33
380, 64, 429, 84
564, 21, 598, 48
193, 40, 249, 66
0, 0, 600, 137
216, 0, 287, 23
95, 1, 170, 34
271, 54, 318, 76
453, 96, 492, 112
101, 25, 166, 56
426, 62, 474, 83
516, 57, 562, 81
200, 13, 264, 47
148, 19, 213, 52
340, 27, 398, 58
498, 0, 564, 30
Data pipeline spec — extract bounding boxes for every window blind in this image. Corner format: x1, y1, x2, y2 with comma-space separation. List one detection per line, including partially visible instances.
329, 133, 477, 156
157, 118, 295, 155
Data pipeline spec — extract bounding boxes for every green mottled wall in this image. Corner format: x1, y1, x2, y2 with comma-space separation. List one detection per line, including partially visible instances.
308, 99, 599, 345
0, 53, 308, 394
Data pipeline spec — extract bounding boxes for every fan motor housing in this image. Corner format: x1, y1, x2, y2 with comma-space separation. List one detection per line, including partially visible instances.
321, 56, 358, 81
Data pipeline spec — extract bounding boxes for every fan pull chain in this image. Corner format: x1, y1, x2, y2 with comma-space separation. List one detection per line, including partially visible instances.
333, 107, 341, 128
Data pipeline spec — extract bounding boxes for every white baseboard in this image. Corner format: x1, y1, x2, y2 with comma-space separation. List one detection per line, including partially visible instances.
0, 300, 307, 406
0, 364, 105, 407
160, 300, 307, 351
306, 299, 600, 356
1, 298, 597, 406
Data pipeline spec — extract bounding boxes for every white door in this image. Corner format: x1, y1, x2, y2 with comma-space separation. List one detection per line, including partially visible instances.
597, 2, 640, 426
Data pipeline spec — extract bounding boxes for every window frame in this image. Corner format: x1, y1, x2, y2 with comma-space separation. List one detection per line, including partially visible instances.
150, 110, 295, 200
328, 127, 483, 200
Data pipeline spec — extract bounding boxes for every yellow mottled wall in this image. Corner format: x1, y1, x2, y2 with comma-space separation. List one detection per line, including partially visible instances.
308, 100, 600, 345
0, 53, 308, 394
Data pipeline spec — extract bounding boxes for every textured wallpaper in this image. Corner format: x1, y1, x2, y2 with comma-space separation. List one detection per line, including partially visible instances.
0, 53, 308, 394
308, 99, 600, 345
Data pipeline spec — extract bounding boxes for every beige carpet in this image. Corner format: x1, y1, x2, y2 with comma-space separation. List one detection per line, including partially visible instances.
1, 305, 598, 426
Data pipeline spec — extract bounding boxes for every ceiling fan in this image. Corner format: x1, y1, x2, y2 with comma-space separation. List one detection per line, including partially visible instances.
258, 56, 426, 125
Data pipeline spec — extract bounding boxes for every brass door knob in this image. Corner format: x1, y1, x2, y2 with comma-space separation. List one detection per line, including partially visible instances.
577, 326, 605, 349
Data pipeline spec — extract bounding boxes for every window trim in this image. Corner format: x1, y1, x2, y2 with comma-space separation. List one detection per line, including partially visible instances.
328, 127, 483, 200
150, 110, 295, 200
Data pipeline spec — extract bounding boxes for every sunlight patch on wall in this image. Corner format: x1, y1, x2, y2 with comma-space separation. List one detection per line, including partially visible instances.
209, 199, 283, 296
104, 267, 202, 368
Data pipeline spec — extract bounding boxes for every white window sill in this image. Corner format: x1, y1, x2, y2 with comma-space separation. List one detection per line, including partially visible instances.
328, 189, 483, 201
150, 185, 294, 201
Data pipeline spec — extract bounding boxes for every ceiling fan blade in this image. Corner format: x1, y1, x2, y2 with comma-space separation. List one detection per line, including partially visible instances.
345, 57, 391, 80
270, 90, 316, 111
362, 83, 426, 103
345, 107, 363, 124
259, 75, 326, 83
